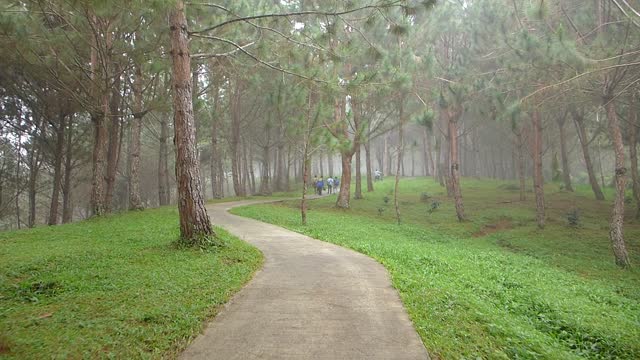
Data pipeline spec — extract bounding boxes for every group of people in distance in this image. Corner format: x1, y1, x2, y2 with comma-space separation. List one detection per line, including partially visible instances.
313, 176, 340, 195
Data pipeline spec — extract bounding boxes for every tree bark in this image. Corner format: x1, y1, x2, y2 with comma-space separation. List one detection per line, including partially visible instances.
605, 97, 630, 267
129, 64, 144, 210
572, 110, 605, 200
48, 114, 66, 225
557, 113, 574, 191
335, 95, 358, 209
448, 108, 465, 221
208, 71, 223, 199
532, 110, 545, 229
169, 0, 214, 241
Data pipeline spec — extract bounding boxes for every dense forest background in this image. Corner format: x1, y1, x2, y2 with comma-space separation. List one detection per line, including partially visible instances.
0, 0, 639, 265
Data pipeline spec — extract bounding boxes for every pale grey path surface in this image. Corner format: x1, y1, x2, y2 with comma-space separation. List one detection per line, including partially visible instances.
181, 199, 430, 360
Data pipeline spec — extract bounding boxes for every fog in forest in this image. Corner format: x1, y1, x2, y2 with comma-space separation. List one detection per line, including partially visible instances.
0, 0, 638, 258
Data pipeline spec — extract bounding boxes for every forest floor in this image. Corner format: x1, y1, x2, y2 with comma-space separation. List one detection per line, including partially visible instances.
181, 199, 428, 359
232, 177, 640, 359
0, 206, 262, 359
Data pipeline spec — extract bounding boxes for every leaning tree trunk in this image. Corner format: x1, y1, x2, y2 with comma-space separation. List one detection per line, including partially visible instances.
557, 114, 574, 192
448, 108, 465, 221
605, 97, 630, 268
49, 114, 66, 225
532, 110, 545, 229
129, 64, 144, 210
62, 118, 74, 223
169, 0, 213, 242
355, 145, 363, 199
572, 110, 605, 200
365, 136, 374, 192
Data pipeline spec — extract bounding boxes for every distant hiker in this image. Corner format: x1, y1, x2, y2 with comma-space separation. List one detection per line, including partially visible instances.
334, 176, 340, 192
327, 177, 334, 194
375, 169, 382, 181
316, 177, 324, 195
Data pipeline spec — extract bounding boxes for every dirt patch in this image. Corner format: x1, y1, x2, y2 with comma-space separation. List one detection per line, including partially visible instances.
473, 218, 512, 237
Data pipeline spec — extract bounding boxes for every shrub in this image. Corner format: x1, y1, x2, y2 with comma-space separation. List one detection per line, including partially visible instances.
428, 200, 440, 214
567, 208, 580, 227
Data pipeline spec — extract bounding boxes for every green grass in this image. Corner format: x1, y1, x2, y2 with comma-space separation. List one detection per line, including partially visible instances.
0, 206, 262, 359
232, 177, 640, 359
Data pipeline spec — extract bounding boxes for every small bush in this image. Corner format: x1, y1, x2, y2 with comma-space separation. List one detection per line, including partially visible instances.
420, 192, 431, 202
383, 196, 390, 204
377, 207, 385, 216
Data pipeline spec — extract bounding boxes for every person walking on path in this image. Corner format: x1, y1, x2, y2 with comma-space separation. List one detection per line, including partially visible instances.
327, 176, 334, 194
316, 177, 324, 195
334, 176, 340, 193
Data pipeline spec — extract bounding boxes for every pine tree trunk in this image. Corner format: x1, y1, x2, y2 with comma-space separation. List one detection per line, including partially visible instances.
27, 118, 42, 228
365, 136, 374, 192
105, 67, 122, 213
557, 114, 574, 192
605, 97, 630, 268
230, 78, 245, 197
517, 132, 526, 201
62, 118, 74, 223
48, 114, 66, 225
169, 0, 214, 241
158, 118, 169, 206
572, 110, 605, 200
532, 110, 545, 229
129, 64, 144, 210
355, 145, 363, 199
394, 101, 404, 225
627, 94, 640, 219
448, 109, 465, 221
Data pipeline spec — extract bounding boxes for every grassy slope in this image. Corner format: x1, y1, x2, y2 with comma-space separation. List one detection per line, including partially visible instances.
233, 178, 640, 359
0, 206, 262, 359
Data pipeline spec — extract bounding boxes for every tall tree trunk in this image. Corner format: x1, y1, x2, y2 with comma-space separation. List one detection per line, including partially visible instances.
605, 97, 630, 267
230, 78, 245, 197
572, 110, 605, 200
335, 96, 358, 209
355, 145, 363, 199
48, 114, 66, 225
365, 135, 374, 192
629, 94, 640, 219
158, 118, 170, 206
105, 66, 122, 213
129, 64, 144, 210
328, 151, 334, 177
169, 0, 214, 241
448, 108, 465, 221
422, 127, 433, 177
532, 110, 545, 229
384, 134, 392, 176
208, 72, 223, 199
394, 101, 404, 225
62, 118, 74, 223
557, 113, 574, 191
516, 131, 526, 201
27, 126, 42, 228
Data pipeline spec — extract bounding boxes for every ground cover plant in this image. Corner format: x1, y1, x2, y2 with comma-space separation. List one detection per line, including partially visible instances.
233, 178, 640, 359
0, 206, 262, 359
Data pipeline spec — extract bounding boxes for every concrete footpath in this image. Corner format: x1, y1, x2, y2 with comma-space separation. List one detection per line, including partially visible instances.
180, 199, 430, 360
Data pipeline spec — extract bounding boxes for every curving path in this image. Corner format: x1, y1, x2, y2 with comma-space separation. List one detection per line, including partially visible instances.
180, 199, 430, 360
